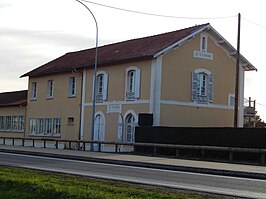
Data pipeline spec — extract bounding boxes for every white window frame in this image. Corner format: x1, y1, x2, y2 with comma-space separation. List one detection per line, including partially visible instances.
192, 68, 213, 103
68, 77, 76, 97
123, 110, 138, 143
29, 118, 61, 137
31, 82, 37, 100
47, 80, 54, 99
95, 71, 108, 102
200, 34, 208, 52
125, 66, 141, 100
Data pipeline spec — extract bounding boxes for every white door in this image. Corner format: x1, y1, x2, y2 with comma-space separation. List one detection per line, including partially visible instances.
93, 114, 104, 151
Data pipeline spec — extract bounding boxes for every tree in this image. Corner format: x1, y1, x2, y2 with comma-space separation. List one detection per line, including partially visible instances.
244, 113, 266, 128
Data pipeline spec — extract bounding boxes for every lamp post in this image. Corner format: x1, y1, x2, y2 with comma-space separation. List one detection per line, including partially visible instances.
76, 0, 98, 148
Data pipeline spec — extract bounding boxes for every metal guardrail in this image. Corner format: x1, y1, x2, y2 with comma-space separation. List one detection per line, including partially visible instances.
0, 136, 265, 164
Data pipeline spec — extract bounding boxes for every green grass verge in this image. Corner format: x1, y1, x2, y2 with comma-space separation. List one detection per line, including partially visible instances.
0, 166, 225, 199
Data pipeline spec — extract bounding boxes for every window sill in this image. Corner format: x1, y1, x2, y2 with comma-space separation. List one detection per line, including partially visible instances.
68, 95, 76, 98
28, 134, 61, 138
46, 97, 54, 100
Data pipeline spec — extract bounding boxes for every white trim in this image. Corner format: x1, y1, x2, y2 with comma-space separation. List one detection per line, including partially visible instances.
161, 100, 234, 110
239, 67, 245, 127
154, 24, 210, 58
125, 66, 139, 100
200, 33, 208, 52
80, 69, 86, 141
84, 100, 149, 107
93, 111, 105, 151
194, 68, 211, 75
150, 56, 162, 126
124, 110, 138, 121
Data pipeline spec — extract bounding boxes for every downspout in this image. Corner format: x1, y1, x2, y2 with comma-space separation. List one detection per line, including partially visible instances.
79, 68, 86, 141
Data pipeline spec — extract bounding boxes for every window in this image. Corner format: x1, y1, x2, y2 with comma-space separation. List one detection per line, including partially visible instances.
192, 69, 214, 103
0, 115, 24, 132
125, 67, 141, 100
47, 80, 54, 99
18, 116, 24, 132
200, 34, 208, 52
229, 94, 235, 107
31, 82, 37, 100
11, 116, 18, 131
68, 77, 76, 97
95, 72, 108, 102
125, 113, 136, 143
29, 118, 61, 136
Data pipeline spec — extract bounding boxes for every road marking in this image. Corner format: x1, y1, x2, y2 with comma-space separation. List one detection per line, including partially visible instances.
1, 151, 266, 183
1, 162, 264, 199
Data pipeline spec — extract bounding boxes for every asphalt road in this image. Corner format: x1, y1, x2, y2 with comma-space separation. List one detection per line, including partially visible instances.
0, 151, 266, 198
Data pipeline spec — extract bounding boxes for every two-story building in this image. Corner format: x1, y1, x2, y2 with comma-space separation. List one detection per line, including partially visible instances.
17, 23, 256, 150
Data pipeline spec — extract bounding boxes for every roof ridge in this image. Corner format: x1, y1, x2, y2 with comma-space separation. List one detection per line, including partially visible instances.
67, 23, 210, 55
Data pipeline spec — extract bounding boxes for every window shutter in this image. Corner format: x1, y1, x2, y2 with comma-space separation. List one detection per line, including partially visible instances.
103, 73, 108, 100
207, 74, 214, 102
135, 68, 141, 99
118, 115, 123, 142
191, 72, 198, 101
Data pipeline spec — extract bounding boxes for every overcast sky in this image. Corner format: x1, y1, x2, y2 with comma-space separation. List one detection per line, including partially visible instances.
1, 0, 266, 119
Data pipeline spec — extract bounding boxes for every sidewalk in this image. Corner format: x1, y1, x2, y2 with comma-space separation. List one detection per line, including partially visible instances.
1, 144, 266, 179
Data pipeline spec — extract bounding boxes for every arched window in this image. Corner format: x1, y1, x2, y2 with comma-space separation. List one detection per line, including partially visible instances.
95, 71, 108, 102
125, 66, 141, 100
125, 113, 136, 143
92, 113, 105, 151
192, 68, 214, 102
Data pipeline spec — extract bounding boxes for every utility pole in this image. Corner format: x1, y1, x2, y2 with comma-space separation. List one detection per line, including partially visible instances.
234, 13, 241, 128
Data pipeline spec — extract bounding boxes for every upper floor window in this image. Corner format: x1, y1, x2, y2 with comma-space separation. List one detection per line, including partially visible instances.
125, 67, 141, 100
95, 71, 108, 102
31, 82, 37, 100
200, 34, 208, 52
192, 69, 214, 103
47, 80, 54, 99
68, 77, 76, 97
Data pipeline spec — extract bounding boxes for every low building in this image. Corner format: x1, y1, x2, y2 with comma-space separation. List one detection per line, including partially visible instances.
0, 90, 27, 137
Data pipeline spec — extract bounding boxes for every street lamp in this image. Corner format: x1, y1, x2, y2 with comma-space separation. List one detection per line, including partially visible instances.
76, 0, 98, 148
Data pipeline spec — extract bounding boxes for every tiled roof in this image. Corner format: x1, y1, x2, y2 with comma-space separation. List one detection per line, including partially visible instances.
21, 24, 209, 77
0, 90, 27, 107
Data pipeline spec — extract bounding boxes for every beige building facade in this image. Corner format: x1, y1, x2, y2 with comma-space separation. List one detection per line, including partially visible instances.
1, 24, 256, 149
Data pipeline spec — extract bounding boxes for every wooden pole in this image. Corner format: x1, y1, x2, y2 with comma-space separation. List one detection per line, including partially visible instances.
234, 13, 241, 128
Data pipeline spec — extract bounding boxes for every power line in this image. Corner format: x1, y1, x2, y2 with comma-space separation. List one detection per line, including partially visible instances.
80, 0, 236, 20
243, 17, 266, 30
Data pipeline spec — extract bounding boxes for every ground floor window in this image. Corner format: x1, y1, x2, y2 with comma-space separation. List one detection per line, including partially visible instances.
29, 118, 61, 136
125, 113, 136, 143
0, 115, 24, 132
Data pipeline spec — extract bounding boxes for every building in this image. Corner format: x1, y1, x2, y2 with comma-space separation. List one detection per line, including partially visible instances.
1, 24, 256, 150
0, 90, 27, 137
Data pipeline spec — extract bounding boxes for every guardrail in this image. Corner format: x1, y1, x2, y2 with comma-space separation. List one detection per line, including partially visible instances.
0, 136, 265, 164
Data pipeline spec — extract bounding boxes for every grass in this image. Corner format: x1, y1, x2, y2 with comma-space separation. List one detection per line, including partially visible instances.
0, 166, 227, 199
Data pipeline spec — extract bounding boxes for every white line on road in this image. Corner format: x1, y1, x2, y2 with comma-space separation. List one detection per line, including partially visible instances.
1, 151, 266, 183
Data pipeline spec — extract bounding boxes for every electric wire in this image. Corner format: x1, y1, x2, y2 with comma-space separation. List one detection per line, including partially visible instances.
80, 0, 236, 20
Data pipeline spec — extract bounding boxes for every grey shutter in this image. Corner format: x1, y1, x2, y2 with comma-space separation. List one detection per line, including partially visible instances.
118, 115, 123, 142
103, 73, 108, 101
207, 74, 214, 102
135, 68, 141, 99
191, 72, 198, 101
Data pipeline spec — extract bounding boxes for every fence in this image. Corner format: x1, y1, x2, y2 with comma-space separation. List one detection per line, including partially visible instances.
0, 136, 266, 164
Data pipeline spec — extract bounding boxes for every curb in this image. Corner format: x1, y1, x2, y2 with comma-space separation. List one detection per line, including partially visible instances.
1, 148, 266, 180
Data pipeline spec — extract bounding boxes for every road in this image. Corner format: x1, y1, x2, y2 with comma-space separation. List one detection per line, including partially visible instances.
0, 151, 266, 198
